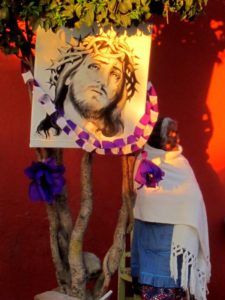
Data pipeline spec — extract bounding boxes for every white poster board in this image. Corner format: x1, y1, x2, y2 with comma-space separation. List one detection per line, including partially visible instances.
29, 25, 158, 154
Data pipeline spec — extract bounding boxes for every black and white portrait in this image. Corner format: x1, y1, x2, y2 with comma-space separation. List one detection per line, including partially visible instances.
30, 26, 154, 150
38, 33, 138, 138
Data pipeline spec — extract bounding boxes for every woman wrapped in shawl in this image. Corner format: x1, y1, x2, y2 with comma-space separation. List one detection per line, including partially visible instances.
131, 117, 211, 300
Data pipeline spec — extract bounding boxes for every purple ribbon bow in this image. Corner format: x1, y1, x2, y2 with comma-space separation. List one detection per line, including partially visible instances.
24, 158, 65, 204
134, 151, 164, 189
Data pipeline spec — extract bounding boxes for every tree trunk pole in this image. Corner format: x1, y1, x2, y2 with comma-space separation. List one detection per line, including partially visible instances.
38, 148, 73, 293
46, 203, 72, 293
68, 152, 93, 299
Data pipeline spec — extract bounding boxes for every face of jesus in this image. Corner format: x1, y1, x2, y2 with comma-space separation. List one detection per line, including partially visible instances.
67, 54, 125, 116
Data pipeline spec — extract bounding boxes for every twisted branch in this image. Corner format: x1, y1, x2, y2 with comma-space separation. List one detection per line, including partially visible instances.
68, 152, 93, 299
36, 148, 73, 293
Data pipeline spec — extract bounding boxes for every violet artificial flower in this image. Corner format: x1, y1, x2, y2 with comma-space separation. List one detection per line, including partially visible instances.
135, 152, 164, 189
24, 158, 65, 204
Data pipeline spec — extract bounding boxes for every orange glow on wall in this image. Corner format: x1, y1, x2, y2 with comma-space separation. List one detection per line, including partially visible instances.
206, 49, 225, 174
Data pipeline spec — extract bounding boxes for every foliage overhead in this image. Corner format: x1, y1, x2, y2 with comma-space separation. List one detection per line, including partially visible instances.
0, 0, 208, 59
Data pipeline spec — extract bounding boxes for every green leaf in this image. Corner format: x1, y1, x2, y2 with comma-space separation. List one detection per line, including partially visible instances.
75, 4, 82, 18
109, 12, 116, 21
49, 3, 58, 11
74, 20, 81, 29
108, 0, 117, 13
43, 18, 51, 30
96, 8, 107, 23
120, 14, 131, 27
118, 0, 132, 14
144, 12, 151, 20
143, 4, 150, 13
61, 7, 74, 18
141, 0, 147, 5
83, 5, 95, 27
185, 0, 193, 10
131, 0, 139, 6
129, 10, 140, 19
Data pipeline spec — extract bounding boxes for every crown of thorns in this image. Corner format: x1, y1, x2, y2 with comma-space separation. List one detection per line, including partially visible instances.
48, 34, 139, 100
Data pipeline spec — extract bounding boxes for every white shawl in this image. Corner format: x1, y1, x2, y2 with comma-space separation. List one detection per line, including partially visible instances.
133, 144, 211, 300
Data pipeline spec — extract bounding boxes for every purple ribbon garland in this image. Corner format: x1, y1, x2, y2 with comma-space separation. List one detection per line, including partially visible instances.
21, 61, 159, 155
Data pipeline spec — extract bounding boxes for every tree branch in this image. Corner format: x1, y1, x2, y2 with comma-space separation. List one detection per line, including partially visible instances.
68, 152, 93, 299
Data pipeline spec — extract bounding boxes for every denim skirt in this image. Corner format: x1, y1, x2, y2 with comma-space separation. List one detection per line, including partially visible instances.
131, 219, 181, 288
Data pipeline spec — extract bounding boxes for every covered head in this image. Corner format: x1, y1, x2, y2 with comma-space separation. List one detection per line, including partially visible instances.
147, 117, 180, 151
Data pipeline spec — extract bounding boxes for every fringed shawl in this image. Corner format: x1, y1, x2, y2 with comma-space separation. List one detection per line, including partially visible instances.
133, 145, 211, 300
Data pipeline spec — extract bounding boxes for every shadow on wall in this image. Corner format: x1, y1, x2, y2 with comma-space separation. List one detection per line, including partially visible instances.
149, 0, 225, 299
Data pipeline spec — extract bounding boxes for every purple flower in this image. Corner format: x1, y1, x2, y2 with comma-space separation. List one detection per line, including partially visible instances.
135, 155, 164, 189
24, 158, 65, 204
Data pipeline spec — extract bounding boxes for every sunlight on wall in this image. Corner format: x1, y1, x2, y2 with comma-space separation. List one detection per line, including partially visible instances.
206, 50, 225, 176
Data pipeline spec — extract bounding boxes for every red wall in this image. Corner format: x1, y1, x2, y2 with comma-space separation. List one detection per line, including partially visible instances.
0, 1, 225, 299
